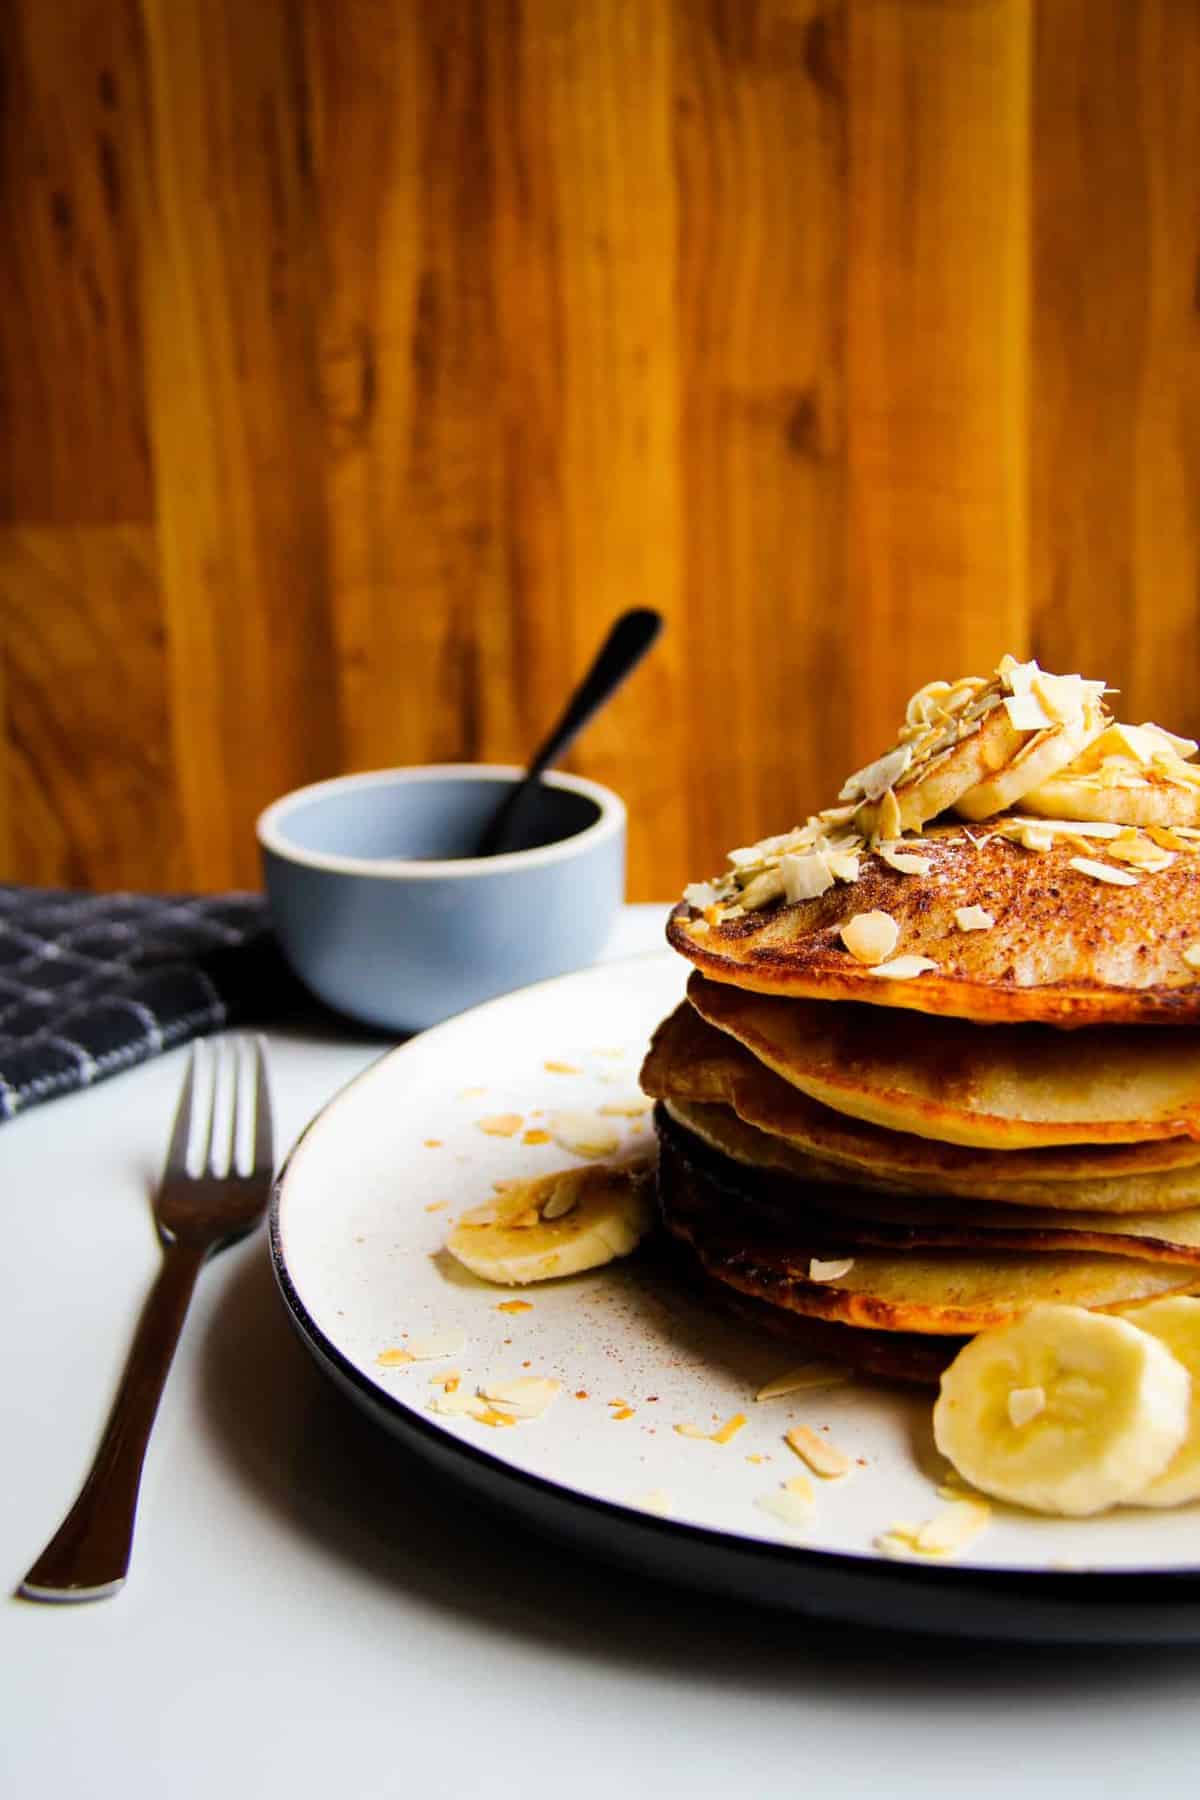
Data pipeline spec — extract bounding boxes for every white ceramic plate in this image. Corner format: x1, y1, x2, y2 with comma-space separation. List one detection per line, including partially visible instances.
271, 952, 1200, 1641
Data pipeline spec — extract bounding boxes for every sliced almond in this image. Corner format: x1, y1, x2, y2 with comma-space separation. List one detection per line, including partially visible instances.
877, 845, 934, 876
865, 954, 938, 980
785, 1425, 852, 1479
755, 1485, 815, 1533
913, 1499, 991, 1557
1068, 856, 1139, 887
754, 1363, 853, 1402
955, 905, 995, 932
808, 1257, 854, 1282
839, 910, 899, 966
478, 1376, 562, 1420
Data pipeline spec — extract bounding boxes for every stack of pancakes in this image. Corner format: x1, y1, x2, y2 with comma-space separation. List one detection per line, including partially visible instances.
640, 675, 1200, 1385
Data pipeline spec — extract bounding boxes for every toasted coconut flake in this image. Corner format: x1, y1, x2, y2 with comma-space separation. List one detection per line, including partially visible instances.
839, 743, 913, 804
786, 1425, 852, 1479
682, 881, 720, 910
754, 1363, 853, 1402
1007, 1384, 1047, 1428
839, 910, 899, 966
866, 954, 938, 981
428, 1388, 491, 1419
780, 850, 835, 902
597, 1098, 653, 1117
711, 1411, 747, 1445
808, 1257, 855, 1282
376, 1347, 414, 1368
1068, 856, 1139, 887
610, 1406, 635, 1422
496, 1300, 533, 1314
955, 905, 995, 932
675, 1422, 713, 1441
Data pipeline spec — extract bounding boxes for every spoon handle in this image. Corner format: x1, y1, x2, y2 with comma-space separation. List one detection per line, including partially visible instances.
477, 608, 663, 857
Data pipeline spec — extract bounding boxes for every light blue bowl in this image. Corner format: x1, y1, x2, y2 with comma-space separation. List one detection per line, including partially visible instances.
256, 764, 627, 1033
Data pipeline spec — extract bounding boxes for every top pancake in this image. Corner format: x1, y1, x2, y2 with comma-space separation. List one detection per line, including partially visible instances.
669, 823, 1200, 1026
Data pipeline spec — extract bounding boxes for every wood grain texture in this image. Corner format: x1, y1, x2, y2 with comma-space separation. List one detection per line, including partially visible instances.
1031, 0, 1200, 738
846, 0, 1031, 761
1, 0, 1198, 902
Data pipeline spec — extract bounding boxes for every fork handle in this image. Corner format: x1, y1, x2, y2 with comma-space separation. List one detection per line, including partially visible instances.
18, 1240, 207, 1602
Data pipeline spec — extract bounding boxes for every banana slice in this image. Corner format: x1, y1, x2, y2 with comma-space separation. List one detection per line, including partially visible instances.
953, 703, 1107, 821
856, 705, 1027, 838
1023, 723, 1200, 828
446, 1162, 654, 1285
1126, 1298, 1200, 1508
932, 1303, 1191, 1516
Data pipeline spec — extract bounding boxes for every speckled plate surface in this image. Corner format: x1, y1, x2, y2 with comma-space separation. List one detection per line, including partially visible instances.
270, 952, 1200, 1642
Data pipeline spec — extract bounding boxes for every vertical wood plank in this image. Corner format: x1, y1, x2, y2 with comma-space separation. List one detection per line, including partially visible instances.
1031, 0, 1200, 732
136, 0, 338, 889
0, 0, 153, 524
846, 0, 1032, 759
0, 527, 175, 887
508, 0, 682, 898
675, 0, 848, 868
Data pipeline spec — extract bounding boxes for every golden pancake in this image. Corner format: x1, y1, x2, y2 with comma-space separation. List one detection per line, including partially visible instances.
661, 1229, 964, 1387
669, 823, 1200, 1026
665, 1100, 1200, 1264
640, 1001, 1200, 1206
656, 1110, 1198, 1335
688, 974, 1200, 1149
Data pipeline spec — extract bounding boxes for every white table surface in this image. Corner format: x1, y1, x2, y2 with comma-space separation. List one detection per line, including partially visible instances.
3, 903, 1198, 1799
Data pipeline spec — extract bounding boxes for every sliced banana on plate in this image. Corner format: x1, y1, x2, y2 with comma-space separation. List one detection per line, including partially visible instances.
932, 1303, 1191, 1516
1124, 1297, 1200, 1508
446, 1161, 654, 1285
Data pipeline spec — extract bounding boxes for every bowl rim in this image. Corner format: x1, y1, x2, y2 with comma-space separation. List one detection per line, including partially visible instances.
255, 763, 626, 880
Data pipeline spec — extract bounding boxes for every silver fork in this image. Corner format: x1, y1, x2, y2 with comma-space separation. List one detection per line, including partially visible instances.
18, 1036, 274, 1603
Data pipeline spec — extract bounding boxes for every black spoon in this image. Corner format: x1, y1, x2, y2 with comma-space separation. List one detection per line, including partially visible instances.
474, 607, 664, 857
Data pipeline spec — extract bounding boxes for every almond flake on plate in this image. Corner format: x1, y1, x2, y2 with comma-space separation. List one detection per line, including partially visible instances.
632, 1489, 672, 1516
1068, 856, 1139, 887
754, 1363, 853, 1402
549, 1111, 622, 1159
913, 1500, 992, 1558
477, 1376, 562, 1420
406, 1329, 467, 1361
808, 1257, 854, 1282
866, 955, 938, 980
786, 1425, 852, 1479
755, 1482, 815, 1533
955, 905, 995, 932
477, 1114, 524, 1138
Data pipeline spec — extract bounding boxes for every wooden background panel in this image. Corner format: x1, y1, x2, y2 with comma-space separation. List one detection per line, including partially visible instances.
1031, 0, 1200, 736
846, 0, 1031, 760
1, 0, 1199, 902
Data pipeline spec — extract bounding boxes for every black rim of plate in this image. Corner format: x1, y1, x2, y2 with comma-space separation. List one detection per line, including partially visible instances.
267, 981, 1200, 1648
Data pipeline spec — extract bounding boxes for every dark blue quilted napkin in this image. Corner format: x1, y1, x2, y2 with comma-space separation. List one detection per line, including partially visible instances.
0, 886, 310, 1122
